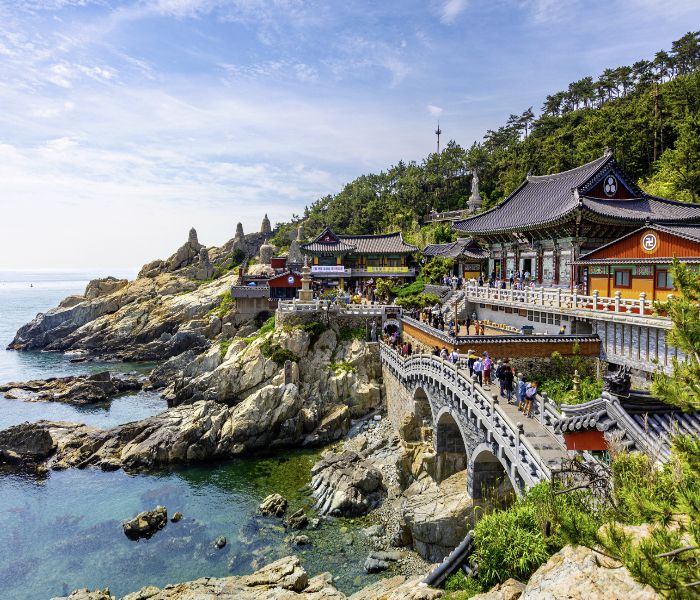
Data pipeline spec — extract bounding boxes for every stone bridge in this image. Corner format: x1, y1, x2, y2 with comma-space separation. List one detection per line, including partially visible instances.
380, 343, 570, 497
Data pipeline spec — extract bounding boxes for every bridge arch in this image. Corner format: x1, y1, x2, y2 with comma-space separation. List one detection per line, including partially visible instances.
468, 442, 517, 500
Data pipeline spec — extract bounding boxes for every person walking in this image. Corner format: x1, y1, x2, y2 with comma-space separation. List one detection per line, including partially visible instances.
402, 342, 408, 356
450, 347, 460, 364
467, 350, 476, 377
440, 346, 448, 359
502, 360, 514, 403
431, 345, 440, 356
524, 381, 538, 418
465, 315, 471, 335
407, 342, 413, 356
495, 360, 505, 397
518, 374, 527, 411
483, 352, 492, 386
473, 355, 483, 386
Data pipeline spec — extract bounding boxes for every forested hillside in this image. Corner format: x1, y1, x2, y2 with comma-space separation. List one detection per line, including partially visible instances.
286, 32, 700, 247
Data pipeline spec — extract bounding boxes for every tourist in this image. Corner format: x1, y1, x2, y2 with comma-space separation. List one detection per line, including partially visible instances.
518, 374, 527, 411
467, 350, 476, 376
474, 321, 480, 336
483, 352, 492, 386
509, 273, 514, 288
502, 360, 514, 403
402, 342, 408, 356
440, 346, 448, 359
449, 347, 459, 364
407, 342, 412, 356
495, 360, 505, 397
431, 345, 440, 356
559, 324, 566, 335
524, 381, 538, 418
473, 355, 483, 385
465, 315, 471, 334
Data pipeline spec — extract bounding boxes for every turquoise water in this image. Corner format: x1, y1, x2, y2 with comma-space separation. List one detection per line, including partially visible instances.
0, 272, 382, 599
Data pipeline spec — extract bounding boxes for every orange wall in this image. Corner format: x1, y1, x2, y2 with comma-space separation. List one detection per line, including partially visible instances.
590, 228, 700, 260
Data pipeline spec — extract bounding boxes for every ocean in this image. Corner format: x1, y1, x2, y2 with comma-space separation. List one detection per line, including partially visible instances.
0, 271, 376, 599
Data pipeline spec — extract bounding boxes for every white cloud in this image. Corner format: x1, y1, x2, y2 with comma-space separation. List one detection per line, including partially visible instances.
440, 0, 467, 24
427, 105, 442, 117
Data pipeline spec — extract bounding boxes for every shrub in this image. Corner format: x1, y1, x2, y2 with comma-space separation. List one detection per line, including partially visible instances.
304, 320, 327, 349
220, 339, 231, 359
330, 360, 357, 374
444, 572, 483, 597
260, 338, 300, 366
395, 280, 425, 297
337, 325, 365, 342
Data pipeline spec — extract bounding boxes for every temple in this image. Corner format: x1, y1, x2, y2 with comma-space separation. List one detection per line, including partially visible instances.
421, 237, 489, 280
299, 227, 419, 290
451, 148, 700, 287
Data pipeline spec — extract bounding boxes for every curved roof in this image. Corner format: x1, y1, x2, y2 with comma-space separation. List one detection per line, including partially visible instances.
422, 237, 489, 260
451, 153, 700, 236
300, 228, 418, 256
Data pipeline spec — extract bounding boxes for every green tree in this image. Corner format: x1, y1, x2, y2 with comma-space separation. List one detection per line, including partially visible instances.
423, 257, 454, 282
651, 113, 700, 202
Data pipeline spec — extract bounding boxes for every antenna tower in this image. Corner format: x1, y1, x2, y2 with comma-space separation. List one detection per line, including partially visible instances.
435, 120, 442, 154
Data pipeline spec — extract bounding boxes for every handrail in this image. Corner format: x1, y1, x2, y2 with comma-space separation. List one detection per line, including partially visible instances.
462, 284, 672, 327
379, 342, 567, 490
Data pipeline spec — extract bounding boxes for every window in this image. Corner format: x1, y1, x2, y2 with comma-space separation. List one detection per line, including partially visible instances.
533, 311, 540, 323
614, 270, 631, 288
319, 256, 337, 266
656, 270, 674, 290
527, 310, 533, 321
547, 313, 554, 325
554, 315, 561, 326
366, 259, 380, 268
388, 258, 401, 268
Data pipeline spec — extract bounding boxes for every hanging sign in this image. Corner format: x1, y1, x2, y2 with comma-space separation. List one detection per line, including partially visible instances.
311, 266, 345, 273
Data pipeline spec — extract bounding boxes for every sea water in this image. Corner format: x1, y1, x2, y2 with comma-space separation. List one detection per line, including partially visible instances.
0, 271, 379, 599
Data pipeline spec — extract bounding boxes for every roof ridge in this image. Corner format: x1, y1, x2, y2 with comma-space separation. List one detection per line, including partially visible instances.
527, 155, 609, 182
338, 231, 403, 239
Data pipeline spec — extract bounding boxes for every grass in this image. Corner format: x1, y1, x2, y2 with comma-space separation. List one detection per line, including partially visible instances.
212, 290, 234, 317
220, 339, 232, 359
337, 325, 366, 342
330, 360, 357, 374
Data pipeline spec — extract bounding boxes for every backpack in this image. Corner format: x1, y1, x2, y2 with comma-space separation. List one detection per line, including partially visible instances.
526, 385, 538, 398
495, 365, 504, 379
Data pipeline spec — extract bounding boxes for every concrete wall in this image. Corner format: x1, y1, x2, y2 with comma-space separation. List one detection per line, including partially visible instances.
466, 300, 588, 335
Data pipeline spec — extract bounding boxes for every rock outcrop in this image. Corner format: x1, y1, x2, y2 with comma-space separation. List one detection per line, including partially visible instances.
310, 451, 383, 517
0, 372, 143, 404
402, 470, 474, 562
122, 506, 168, 539
259, 494, 288, 517
51, 556, 439, 600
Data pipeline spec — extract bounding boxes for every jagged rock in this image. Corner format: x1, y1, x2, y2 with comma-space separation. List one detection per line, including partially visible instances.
214, 536, 227, 549
284, 508, 307, 530
50, 588, 113, 600
398, 412, 419, 442
391, 519, 413, 547
310, 451, 382, 517
520, 544, 661, 600
259, 493, 288, 517
361, 524, 385, 538
240, 555, 308, 591
402, 470, 474, 562
304, 405, 351, 446
235, 325, 258, 338
84, 277, 128, 300
170, 512, 183, 523
290, 534, 310, 546
123, 506, 167, 539
0, 421, 55, 461
261, 214, 272, 235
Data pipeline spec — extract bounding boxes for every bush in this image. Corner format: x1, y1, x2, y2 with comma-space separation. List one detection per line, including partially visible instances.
304, 320, 327, 349
337, 325, 365, 342
220, 339, 231, 359
260, 337, 300, 366
395, 280, 425, 297
395, 292, 441, 310
538, 376, 603, 407
472, 504, 552, 590
444, 571, 483, 597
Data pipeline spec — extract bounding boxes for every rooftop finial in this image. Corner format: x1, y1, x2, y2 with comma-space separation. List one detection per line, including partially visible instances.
604, 146, 613, 157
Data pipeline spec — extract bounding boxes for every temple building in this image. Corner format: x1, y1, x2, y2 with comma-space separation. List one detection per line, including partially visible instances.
451, 148, 700, 288
421, 237, 489, 280
299, 227, 419, 289
571, 223, 700, 299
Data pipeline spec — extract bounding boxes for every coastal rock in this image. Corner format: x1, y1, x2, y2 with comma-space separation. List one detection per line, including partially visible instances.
214, 536, 227, 549
85, 277, 128, 300
50, 588, 114, 600
363, 557, 389, 573
259, 493, 288, 517
170, 512, 183, 523
0, 421, 55, 461
520, 544, 662, 600
469, 579, 526, 600
402, 470, 474, 562
310, 451, 382, 517
303, 405, 351, 446
123, 506, 167, 539
284, 508, 308, 530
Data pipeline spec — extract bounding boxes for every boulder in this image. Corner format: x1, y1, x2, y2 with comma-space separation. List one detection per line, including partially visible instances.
0, 421, 55, 462
521, 544, 662, 600
259, 493, 288, 517
170, 512, 183, 523
122, 506, 167, 539
310, 451, 382, 517
214, 536, 227, 549
469, 579, 526, 600
362, 524, 385, 538
235, 325, 258, 339
284, 508, 307, 530
49, 589, 113, 600
364, 557, 390, 573
398, 412, 419, 442
239, 555, 308, 591
403, 470, 474, 562
304, 405, 351, 446
84, 277, 128, 300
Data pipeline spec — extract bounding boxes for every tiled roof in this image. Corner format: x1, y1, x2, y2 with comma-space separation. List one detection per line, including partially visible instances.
300, 227, 356, 255
452, 155, 610, 234
581, 196, 700, 223
422, 238, 490, 260
229, 286, 270, 298
554, 390, 700, 462
338, 232, 419, 255
573, 257, 700, 265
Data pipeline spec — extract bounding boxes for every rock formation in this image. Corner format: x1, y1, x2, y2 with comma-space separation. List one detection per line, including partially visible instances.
260, 242, 274, 265
122, 506, 168, 539
236, 222, 244, 239
261, 214, 272, 234
310, 451, 383, 517
258, 493, 288, 517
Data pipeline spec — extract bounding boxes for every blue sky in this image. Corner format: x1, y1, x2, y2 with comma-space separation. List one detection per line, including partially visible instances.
1, 0, 699, 269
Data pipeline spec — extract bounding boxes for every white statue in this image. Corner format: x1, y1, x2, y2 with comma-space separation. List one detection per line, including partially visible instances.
471, 172, 480, 198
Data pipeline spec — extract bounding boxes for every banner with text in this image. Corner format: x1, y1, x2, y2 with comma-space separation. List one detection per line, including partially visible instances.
366, 266, 408, 273
311, 266, 345, 273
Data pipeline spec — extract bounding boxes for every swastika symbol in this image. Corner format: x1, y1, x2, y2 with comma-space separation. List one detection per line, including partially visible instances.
642, 233, 658, 252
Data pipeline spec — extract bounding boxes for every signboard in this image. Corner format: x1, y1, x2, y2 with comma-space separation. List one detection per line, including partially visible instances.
311, 266, 345, 273
284, 360, 293, 385
366, 266, 408, 273
384, 307, 401, 316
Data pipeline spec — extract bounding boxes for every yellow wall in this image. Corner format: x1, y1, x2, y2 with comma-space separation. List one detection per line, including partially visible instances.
336, 256, 341, 265
464, 270, 481, 280
313, 257, 318, 265
589, 276, 609, 297
618, 279, 654, 300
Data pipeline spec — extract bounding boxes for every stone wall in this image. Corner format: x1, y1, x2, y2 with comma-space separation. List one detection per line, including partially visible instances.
384, 363, 416, 434
275, 309, 382, 334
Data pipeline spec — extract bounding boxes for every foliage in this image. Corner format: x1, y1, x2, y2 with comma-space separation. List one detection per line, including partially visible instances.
275, 33, 700, 242
220, 339, 232, 359
538, 376, 603, 407
432, 224, 458, 244
260, 337, 300, 366
423, 258, 455, 283
395, 292, 441, 310
242, 316, 276, 344
304, 320, 327, 349
330, 360, 357, 374
337, 325, 366, 342
472, 503, 553, 590
395, 280, 425, 297
214, 290, 234, 317
551, 434, 700, 600
375, 278, 396, 301
444, 571, 483, 597
652, 257, 700, 412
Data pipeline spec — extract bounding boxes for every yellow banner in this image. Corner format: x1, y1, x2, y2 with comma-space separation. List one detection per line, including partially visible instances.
366, 266, 408, 273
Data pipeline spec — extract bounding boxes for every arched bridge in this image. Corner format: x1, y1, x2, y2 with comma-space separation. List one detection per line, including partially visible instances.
380, 343, 570, 495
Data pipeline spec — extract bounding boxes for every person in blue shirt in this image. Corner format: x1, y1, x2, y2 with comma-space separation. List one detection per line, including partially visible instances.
518, 373, 527, 411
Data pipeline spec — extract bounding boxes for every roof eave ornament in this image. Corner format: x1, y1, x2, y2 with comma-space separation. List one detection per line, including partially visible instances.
573, 188, 582, 204
604, 146, 613, 157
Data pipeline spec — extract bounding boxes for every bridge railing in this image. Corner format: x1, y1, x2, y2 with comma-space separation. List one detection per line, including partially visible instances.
380, 343, 566, 487
463, 284, 671, 323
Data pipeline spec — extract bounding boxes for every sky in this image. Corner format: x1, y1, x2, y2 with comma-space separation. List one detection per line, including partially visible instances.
1, 0, 699, 270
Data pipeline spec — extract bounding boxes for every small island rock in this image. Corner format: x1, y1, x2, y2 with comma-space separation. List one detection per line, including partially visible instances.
259, 493, 288, 517
122, 506, 167, 539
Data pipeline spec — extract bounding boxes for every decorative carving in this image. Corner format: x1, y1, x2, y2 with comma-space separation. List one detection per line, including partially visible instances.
603, 366, 631, 398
